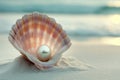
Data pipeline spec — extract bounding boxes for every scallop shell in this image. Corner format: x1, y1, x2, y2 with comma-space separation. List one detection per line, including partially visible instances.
8, 12, 71, 69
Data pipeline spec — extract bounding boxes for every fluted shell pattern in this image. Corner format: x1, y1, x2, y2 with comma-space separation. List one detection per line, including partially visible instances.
8, 12, 71, 69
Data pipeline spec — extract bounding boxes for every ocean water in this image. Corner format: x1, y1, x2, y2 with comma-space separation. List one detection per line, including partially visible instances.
0, 4, 120, 14
0, 0, 120, 14
0, 0, 120, 38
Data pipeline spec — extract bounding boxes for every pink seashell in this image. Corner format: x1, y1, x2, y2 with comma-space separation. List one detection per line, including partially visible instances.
8, 12, 71, 70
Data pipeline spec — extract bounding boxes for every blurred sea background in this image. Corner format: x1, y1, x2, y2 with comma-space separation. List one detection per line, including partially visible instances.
0, 0, 120, 45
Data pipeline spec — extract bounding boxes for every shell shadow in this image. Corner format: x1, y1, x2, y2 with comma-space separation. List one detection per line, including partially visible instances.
0, 55, 94, 74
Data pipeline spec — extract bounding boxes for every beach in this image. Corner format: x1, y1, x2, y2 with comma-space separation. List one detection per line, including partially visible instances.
0, 0, 120, 80
0, 34, 120, 80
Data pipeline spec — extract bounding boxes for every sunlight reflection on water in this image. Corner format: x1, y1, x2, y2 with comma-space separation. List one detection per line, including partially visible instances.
106, 14, 120, 34
101, 37, 120, 46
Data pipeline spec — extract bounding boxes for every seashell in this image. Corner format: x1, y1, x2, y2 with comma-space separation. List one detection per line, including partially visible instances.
8, 12, 71, 70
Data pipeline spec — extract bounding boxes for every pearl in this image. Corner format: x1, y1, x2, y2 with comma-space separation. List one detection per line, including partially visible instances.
38, 45, 50, 58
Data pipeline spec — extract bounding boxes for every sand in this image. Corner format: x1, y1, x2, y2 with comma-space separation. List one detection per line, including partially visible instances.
0, 34, 120, 80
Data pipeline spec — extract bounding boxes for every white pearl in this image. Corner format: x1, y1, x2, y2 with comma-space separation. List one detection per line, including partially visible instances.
38, 45, 50, 58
